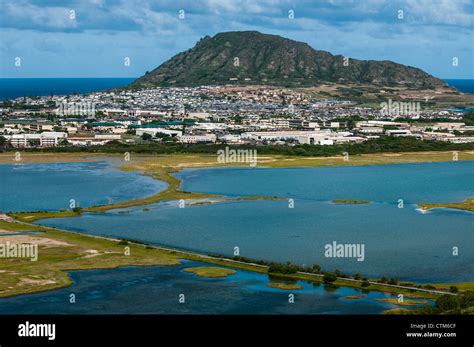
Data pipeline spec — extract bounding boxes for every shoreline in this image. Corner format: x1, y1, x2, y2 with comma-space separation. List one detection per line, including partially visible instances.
417, 198, 474, 212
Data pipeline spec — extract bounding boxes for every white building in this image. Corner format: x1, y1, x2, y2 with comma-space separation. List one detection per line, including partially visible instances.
178, 134, 216, 143
5, 132, 67, 147
242, 130, 331, 142
218, 134, 243, 144
297, 135, 334, 145
359, 127, 384, 134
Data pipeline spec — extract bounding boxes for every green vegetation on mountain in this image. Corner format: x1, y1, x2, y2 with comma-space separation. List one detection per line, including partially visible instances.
128, 31, 447, 89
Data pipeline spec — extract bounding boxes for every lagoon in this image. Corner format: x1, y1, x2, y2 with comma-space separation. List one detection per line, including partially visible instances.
37, 161, 474, 283
0, 161, 166, 212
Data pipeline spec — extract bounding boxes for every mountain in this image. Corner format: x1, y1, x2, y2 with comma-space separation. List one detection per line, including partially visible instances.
128, 31, 446, 89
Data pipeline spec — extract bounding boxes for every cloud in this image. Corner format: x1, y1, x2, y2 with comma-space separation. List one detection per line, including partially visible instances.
0, 0, 472, 78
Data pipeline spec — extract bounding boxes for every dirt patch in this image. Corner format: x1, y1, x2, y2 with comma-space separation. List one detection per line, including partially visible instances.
19, 278, 57, 286
81, 249, 101, 259
0, 235, 73, 248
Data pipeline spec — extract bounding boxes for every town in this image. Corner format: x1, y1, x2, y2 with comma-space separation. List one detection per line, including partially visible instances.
1, 85, 473, 148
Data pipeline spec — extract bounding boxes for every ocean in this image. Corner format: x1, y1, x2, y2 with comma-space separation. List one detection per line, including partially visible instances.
0, 78, 135, 100
0, 78, 472, 100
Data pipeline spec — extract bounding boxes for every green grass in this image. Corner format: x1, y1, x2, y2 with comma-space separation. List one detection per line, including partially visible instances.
428, 282, 474, 292
0, 225, 179, 298
183, 266, 236, 278
0, 220, 46, 232
9, 211, 81, 223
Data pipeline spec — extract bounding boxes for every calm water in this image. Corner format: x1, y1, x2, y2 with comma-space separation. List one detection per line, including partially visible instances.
0, 78, 134, 100
0, 78, 472, 100
0, 161, 166, 212
38, 161, 474, 282
0, 261, 410, 314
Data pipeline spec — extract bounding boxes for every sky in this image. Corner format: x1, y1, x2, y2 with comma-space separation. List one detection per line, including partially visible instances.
0, 0, 473, 79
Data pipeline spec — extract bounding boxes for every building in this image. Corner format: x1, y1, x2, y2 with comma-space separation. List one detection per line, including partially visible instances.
385, 129, 412, 136
5, 132, 67, 147
297, 134, 334, 145
359, 127, 384, 134
218, 134, 243, 144
178, 134, 217, 143
433, 122, 465, 131
135, 128, 182, 137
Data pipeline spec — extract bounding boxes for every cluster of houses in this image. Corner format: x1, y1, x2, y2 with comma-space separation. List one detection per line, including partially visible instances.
2, 112, 473, 148
1, 85, 473, 148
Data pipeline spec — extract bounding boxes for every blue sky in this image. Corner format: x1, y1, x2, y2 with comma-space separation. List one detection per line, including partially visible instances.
0, 0, 472, 79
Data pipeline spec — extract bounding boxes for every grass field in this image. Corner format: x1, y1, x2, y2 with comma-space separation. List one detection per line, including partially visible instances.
0, 227, 179, 298
0, 220, 46, 232
10, 211, 82, 223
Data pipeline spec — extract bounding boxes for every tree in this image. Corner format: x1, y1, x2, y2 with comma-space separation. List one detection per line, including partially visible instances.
311, 264, 321, 273
361, 280, 370, 288
388, 278, 398, 285
323, 272, 337, 284
155, 132, 171, 140
353, 273, 362, 280
436, 295, 459, 311
141, 133, 152, 141
460, 291, 474, 308
450, 286, 459, 294
58, 139, 69, 146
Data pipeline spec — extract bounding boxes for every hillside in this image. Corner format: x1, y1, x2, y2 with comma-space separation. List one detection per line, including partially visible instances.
128, 31, 447, 89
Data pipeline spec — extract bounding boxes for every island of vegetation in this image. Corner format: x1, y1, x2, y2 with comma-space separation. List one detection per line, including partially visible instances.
418, 197, 474, 212
375, 298, 427, 306
267, 282, 303, 290
343, 295, 365, 300
332, 199, 371, 204
183, 266, 236, 278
